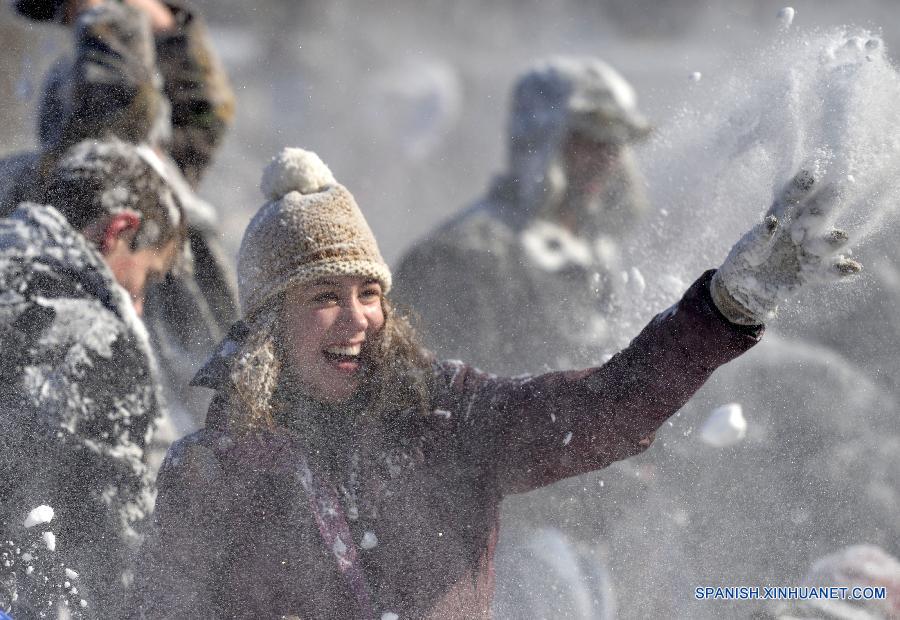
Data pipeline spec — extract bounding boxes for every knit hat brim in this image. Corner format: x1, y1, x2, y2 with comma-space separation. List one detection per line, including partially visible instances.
244, 257, 392, 320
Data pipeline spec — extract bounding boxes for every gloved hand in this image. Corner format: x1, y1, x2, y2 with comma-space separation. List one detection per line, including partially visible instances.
711, 170, 862, 325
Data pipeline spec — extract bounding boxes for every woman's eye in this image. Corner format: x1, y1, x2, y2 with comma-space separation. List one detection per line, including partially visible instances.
360, 287, 381, 301
312, 292, 339, 304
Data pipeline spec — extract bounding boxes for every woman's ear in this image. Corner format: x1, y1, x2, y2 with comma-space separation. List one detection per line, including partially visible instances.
100, 212, 142, 255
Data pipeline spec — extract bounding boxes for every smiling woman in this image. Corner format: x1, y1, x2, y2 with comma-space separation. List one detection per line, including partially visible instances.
133, 147, 856, 620
280, 276, 386, 403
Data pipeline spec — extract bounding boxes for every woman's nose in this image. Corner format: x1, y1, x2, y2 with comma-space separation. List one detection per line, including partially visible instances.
342, 297, 369, 331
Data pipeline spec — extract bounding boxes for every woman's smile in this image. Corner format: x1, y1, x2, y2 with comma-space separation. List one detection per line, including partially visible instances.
322, 342, 364, 373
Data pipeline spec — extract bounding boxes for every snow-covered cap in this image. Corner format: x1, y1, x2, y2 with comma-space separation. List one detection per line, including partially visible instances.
237, 148, 392, 319
45, 137, 183, 247
502, 56, 651, 225
509, 56, 651, 150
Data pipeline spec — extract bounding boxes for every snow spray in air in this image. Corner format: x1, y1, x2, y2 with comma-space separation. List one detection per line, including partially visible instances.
596, 14, 900, 618
624, 20, 900, 329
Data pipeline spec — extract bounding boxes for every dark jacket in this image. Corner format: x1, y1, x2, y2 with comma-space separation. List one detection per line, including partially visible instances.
154, 0, 236, 187
0, 204, 164, 618
136, 271, 761, 619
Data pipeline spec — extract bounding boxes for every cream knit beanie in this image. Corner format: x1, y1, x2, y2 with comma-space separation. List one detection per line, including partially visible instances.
237, 147, 392, 319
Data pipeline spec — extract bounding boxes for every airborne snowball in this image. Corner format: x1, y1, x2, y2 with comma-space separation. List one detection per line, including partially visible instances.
42, 531, 56, 552
361, 531, 379, 550
777, 7, 795, 29
689, 71, 702, 82
700, 403, 747, 448
24, 505, 54, 529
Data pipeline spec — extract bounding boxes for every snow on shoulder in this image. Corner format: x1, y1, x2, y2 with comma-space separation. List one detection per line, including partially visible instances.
42, 531, 56, 551
260, 147, 336, 200
23, 505, 54, 529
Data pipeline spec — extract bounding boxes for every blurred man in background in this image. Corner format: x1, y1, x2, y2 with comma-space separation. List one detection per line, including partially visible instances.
394, 56, 651, 376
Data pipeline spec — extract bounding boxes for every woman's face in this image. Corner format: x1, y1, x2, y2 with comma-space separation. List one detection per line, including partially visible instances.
281, 275, 385, 404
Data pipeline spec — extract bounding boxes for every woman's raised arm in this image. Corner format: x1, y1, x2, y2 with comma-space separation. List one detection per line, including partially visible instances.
436, 270, 761, 495
444, 170, 860, 495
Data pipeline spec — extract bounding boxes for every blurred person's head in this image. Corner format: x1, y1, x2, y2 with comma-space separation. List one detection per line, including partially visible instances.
41, 137, 185, 314
30, 0, 231, 186
14, 0, 172, 28
36, 2, 169, 156
505, 56, 651, 235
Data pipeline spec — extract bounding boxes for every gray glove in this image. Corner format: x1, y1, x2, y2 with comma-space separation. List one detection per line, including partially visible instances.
711, 170, 862, 325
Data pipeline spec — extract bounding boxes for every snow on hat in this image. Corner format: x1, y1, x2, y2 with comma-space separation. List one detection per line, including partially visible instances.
501, 56, 652, 224
237, 147, 392, 319
509, 56, 651, 148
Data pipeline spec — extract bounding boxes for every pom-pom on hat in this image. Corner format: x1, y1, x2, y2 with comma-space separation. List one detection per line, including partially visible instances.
237, 147, 392, 319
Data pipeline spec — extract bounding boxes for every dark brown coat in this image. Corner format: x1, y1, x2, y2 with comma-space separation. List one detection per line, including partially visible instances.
135, 271, 761, 619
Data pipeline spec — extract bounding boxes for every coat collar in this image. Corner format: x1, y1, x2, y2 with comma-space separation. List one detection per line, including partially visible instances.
190, 318, 250, 390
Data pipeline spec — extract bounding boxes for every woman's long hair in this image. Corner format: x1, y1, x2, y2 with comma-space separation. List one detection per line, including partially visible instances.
357, 297, 434, 420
